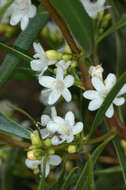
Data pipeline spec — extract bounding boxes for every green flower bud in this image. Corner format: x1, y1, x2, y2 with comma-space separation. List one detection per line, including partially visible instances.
102, 14, 111, 28
71, 60, 77, 68
62, 54, 72, 61
65, 160, 73, 172
48, 148, 55, 155
64, 45, 72, 54
68, 145, 77, 153
0, 24, 6, 33
27, 150, 42, 160
30, 132, 42, 146
46, 50, 63, 60
44, 138, 52, 147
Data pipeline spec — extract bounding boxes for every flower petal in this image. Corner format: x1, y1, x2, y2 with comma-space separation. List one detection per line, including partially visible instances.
21, 16, 29, 30
62, 88, 72, 102
105, 104, 114, 118
30, 60, 44, 71
28, 5, 36, 18
51, 107, 57, 119
83, 90, 99, 100
105, 73, 116, 90
48, 90, 61, 105
92, 77, 105, 91
40, 89, 51, 105
39, 76, 55, 88
56, 66, 64, 80
25, 159, 41, 169
72, 122, 83, 135
88, 98, 103, 111
64, 75, 74, 88
51, 135, 63, 145
49, 155, 62, 166
47, 121, 59, 133
113, 97, 125, 106
65, 111, 75, 126
118, 84, 126, 96
41, 115, 50, 126
40, 129, 50, 139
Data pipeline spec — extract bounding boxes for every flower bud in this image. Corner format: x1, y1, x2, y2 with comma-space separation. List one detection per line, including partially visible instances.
44, 138, 52, 147
48, 148, 55, 155
67, 145, 77, 153
0, 24, 6, 33
71, 60, 77, 68
30, 132, 42, 146
102, 14, 111, 28
62, 54, 72, 61
89, 65, 103, 80
27, 150, 42, 160
46, 50, 63, 60
64, 45, 72, 54
65, 160, 73, 172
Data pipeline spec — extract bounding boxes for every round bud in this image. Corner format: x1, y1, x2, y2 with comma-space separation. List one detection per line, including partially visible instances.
65, 160, 73, 172
62, 54, 72, 61
44, 138, 52, 147
46, 50, 63, 60
30, 132, 42, 146
64, 45, 72, 53
67, 145, 77, 154
27, 150, 42, 160
48, 148, 55, 155
71, 60, 77, 68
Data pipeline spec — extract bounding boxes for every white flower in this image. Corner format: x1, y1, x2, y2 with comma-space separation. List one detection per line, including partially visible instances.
9, 0, 36, 30
39, 107, 57, 139
25, 155, 62, 177
25, 159, 41, 169
39, 67, 74, 105
56, 60, 71, 73
80, 0, 110, 19
30, 42, 56, 76
41, 155, 62, 177
88, 65, 104, 80
83, 73, 126, 118
47, 111, 83, 145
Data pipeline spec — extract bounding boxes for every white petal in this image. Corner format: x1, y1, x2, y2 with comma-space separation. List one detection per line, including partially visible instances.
48, 90, 61, 105
41, 115, 50, 126
64, 75, 74, 88
30, 60, 47, 72
56, 66, 64, 80
113, 97, 125, 106
92, 77, 105, 91
39, 76, 55, 88
118, 84, 126, 96
47, 121, 59, 133
72, 122, 83, 135
51, 107, 57, 119
33, 42, 45, 56
83, 90, 99, 100
28, 5, 36, 18
51, 136, 62, 145
65, 111, 75, 126
40, 89, 51, 105
105, 73, 116, 91
40, 129, 50, 139
21, 16, 29, 30
88, 98, 103, 111
49, 155, 62, 166
66, 135, 74, 143
62, 88, 72, 102
10, 14, 22, 25
54, 116, 64, 125
105, 104, 114, 118
25, 159, 41, 169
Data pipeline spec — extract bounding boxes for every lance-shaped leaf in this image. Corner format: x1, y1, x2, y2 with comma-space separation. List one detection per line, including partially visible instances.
50, 0, 94, 56
0, 112, 30, 139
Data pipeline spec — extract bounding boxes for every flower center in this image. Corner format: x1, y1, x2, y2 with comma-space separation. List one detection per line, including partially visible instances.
60, 122, 71, 136
54, 80, 64, 92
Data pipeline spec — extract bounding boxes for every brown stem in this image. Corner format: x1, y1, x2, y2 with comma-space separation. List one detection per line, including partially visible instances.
0, 133, 30, 148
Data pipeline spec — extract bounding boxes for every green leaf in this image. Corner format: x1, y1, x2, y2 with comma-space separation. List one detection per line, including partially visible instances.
95, 166, 121, 175
0, 12, 49, 88
88, 155, 95, 190
98, 16, 126, 43
0, 112, 30, 139
38, 155, 48, 190
88, 71, 126, 139
50, 0, 94, 56
0, 42, 32, 62
74, 135, 115, 190
0, 0, 14, 19
61, 167, 78, 190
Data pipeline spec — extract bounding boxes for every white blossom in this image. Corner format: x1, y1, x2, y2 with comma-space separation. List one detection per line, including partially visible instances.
88, 65, 104, 80
30, 42, 56, 76
83, 73, 126, 118
25, 155, 62, 177
47, 111, 83, 145
56, 60, 71, 73
9, 0, 37, 30
39, 67, 74, 105
80, 0, 110, 19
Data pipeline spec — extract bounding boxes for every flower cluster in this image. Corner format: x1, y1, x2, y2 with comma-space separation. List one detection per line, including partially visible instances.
83, 65, 126, 118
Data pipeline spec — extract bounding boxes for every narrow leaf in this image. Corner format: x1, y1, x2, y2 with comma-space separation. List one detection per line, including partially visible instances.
50, 0, 94, 56
88, 155, 95, 190
0, 112, 30, 139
